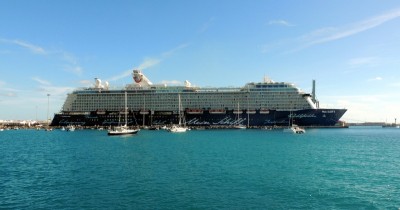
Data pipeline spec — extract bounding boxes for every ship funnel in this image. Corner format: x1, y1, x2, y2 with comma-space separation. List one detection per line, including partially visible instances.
312, 80, 316, 101
312, 80, 319, 108
132, 70, 153, 86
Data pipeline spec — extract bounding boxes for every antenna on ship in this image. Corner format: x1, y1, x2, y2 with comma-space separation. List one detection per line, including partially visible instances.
312, 80, 319, 109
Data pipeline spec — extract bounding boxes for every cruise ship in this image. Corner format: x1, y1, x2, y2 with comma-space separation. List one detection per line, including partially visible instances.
51, 70, 346, 127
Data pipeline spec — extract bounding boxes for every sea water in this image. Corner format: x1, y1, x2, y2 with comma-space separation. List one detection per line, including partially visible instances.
0, 127, 399, 209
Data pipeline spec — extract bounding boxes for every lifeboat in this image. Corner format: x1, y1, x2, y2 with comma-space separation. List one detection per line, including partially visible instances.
140, 110, 149, 115
233, 110, 243, 114
96, 109, 106, 115
246, 110, 256, 114
259, 109, 270, 114
186, 109, 204, 114
209, 109, 226, 114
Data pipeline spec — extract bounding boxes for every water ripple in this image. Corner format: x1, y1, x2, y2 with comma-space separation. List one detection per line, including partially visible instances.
1, 127, 399, 209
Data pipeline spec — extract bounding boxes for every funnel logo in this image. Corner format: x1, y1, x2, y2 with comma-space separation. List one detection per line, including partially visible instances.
134, 74, 143, 83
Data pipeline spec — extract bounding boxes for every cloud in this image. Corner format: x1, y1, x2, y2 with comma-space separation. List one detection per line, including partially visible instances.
264, 8, 400, 54
268, 20, 294, 27
107, 57, 161, 82
31, 76, 74, 97
79, 80, 92, 86
32, 77, 51, 86
108, 43, 188, 82
14, 40, 46, 54
37, 86, 74, 96
60, 52, 84, 76
1, 38, 84, 76
0, 85, 22, 98
299, 8, 400, 49
162, 43, 189, 57
62, 52, 79, 65
199, 17, 215, 33
0, 38, 46, 54
0, 92, 17, 97
64, 66, 83, 76
107, 69, 132, 82
321, 93, 400, 122
348, 57, 379, 67
137, 58, 161, 70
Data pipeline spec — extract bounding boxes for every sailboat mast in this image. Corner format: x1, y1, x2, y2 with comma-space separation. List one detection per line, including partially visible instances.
237, 102, 239, 124
142, 95, 145, 126
125, 91, 128, 126
178, 94, 181, 125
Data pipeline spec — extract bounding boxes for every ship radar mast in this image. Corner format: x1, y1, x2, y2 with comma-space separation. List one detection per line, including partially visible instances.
94, 78, 109, 90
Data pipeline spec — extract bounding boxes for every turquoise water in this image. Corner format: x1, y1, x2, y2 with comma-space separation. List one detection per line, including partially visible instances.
1, 127, 399, 209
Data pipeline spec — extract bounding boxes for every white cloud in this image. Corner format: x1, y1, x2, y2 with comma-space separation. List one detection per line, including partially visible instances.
32, 77, 52, 86
304, 8, 400, 47
1, 38, 84, 76
199, 17, 215, 33
108, 43, 188, 82
31, 76, 74, 97
268, 20, 294, 27
0, 92, 17, 97
321, 93, 400, 122
161, 43, 189, 57
0, 38, 46, 54
107, 69, 132, 82
64, 66, 83, 76
107, 58, 161, 82
137, 58, 161, 70
79, 80, 92, 86
13, 40, 46, 54
0, 84, 24, 98
349, 57, 378, 66
60, 52, 84, 76
62, 52, 79, 65
264, 8, 400, 54
42, 86, 74, 96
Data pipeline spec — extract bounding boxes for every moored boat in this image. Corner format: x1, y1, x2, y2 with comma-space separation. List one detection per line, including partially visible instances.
168, 94, 189, 133
107, 91, 140, 136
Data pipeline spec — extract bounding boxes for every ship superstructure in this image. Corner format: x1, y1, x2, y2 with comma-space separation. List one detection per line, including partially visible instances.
51, 70, 346, 127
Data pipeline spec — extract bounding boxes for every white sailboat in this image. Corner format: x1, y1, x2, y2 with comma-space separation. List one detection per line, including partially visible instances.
233, 102, 246, 129
108, 91, 140, 136
168, 94, 189, 133
66, 125, 75, 132
283, 111, 305, 134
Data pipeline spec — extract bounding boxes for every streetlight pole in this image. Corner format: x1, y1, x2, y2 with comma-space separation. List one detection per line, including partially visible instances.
47, 94, 50, 125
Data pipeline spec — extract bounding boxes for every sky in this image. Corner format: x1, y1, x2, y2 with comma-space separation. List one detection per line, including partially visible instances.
1, 0, 400, 123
